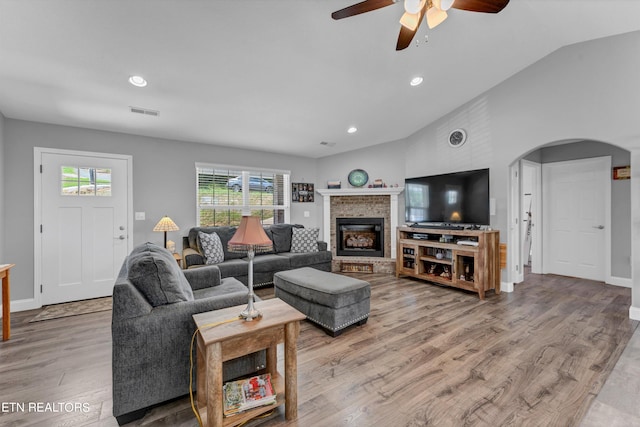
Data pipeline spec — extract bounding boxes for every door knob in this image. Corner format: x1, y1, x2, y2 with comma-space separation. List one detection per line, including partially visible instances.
114, 235, 126, 240
119, 226, 125, 230
592, 225, 604, 230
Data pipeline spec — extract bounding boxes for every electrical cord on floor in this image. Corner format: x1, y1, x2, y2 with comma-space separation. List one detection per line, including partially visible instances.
189, 316, 241, 427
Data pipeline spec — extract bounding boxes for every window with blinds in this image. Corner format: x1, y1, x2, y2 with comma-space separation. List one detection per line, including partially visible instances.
196, 164, 290, 226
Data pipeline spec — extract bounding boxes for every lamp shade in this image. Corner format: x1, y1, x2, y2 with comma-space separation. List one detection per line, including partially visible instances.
228, 216, 273, 253
153, 216, 179, 232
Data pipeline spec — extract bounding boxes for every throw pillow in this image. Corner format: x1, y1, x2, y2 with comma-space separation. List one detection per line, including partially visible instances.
198, 231, 225, 264
290, 227, 319, 253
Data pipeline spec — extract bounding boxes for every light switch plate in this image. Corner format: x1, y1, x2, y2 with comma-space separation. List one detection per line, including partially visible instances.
135, 212, 146, 220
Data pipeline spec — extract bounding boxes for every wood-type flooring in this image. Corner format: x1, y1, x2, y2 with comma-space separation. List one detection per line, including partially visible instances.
0, 271, 636, 426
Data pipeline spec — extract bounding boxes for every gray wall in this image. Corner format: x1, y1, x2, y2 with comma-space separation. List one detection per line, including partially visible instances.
316, 31, 640, 303
4, 119, 319, 301
0, 113, 5, 264
4, 31, 640, 312
315, 138, 408, 222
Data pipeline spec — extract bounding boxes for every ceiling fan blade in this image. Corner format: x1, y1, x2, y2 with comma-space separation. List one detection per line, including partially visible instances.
451, 0, 510, 13
396, 4, 426, 50
332, 0, 396, 20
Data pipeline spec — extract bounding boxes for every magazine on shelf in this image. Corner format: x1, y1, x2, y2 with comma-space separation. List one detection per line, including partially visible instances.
223, 373, 276, 417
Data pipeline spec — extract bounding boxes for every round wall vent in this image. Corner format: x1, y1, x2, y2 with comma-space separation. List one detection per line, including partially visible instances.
448, 129, 467, 148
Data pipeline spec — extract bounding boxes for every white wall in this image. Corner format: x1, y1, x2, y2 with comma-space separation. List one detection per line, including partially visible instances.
4, 120, 319, 301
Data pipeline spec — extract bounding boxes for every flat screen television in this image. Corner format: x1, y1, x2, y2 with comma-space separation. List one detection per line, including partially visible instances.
404, 168, 490, 227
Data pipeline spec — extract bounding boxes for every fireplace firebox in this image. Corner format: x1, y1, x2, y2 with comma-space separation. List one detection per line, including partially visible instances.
336, 217, 384, 257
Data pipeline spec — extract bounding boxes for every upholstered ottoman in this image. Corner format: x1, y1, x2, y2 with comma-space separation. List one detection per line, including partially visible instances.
274, 267, 370, 337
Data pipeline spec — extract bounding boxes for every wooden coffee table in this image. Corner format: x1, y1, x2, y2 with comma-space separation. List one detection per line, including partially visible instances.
192, 298, 306, 427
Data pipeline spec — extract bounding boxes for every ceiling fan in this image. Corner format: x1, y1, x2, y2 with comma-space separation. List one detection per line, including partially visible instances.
332, 0, 510, 50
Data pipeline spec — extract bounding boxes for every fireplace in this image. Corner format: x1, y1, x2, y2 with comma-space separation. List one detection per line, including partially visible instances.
336, 217, 384, 257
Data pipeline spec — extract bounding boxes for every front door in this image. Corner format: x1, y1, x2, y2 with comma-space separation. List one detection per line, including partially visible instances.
542, 157, 610, 282
38, 149, 132, 305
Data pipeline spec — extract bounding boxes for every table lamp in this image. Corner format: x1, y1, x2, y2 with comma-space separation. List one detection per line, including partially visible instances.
228, 216, 273, 321
153, 216, 179, 249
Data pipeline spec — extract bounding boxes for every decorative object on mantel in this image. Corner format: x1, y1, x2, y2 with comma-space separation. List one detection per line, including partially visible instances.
292, 182, 315, 202
327, 180, 341, 189
348, 169, 369, 187
612, 165, 630, 180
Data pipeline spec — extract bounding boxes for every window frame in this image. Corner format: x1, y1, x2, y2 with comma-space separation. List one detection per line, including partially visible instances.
195, 163, 291, 226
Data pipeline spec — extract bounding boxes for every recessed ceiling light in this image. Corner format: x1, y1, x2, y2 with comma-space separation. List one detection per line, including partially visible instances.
128, 75, 147, 87
347, 126, 358, 134
410, 76, 424, 86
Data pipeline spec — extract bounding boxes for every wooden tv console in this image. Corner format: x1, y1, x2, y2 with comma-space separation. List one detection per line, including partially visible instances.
396, 226, 500, 300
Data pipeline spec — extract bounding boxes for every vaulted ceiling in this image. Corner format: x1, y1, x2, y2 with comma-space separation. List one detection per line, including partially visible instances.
1, 1, 639, 158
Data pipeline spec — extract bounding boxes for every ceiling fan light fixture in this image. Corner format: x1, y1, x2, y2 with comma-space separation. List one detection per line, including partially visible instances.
433, 0, 455, 11
401, 0, 426, 30
347, 126, 358, 134
410, 76, 424, 86
404, 0, 423, 14
426, 7, 447, 29
400, 11, 420, 30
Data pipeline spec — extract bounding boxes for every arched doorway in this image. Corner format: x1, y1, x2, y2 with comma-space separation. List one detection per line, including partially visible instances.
508, 139, 631, 287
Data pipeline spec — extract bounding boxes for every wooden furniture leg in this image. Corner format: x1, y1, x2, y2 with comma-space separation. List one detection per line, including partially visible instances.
284, 321, 299, 420
196, 335, 206, 420
2, 267, 11, 341
208, 342, 223, 427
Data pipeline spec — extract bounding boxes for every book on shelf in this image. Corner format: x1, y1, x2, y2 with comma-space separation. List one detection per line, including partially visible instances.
223, 373, 276, 417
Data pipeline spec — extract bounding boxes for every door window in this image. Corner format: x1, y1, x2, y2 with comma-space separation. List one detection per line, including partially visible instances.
61, 166, 112, 196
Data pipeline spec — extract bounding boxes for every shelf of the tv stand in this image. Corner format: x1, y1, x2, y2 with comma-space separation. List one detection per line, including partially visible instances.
396, 226, 500, 300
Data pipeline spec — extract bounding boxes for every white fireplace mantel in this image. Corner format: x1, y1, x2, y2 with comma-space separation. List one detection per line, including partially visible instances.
316, 187, 404, 259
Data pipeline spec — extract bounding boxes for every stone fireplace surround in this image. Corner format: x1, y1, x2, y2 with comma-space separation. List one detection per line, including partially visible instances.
317, 187, 404, 273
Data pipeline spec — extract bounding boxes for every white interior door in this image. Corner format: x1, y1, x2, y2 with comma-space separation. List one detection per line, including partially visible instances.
38, 150, 132, 305
542, 157, 610, 282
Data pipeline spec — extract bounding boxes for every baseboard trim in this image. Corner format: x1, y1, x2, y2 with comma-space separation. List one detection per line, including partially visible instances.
1, 297, 41, 314
629, 306, 640, 321
607, 276, 632, 288
501, 282, 514, 293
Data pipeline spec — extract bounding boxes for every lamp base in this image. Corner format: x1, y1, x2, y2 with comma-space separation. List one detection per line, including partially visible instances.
239, 307, 262, 321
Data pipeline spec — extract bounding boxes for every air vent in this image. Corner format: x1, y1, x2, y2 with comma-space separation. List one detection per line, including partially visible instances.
129, 106, 159, 117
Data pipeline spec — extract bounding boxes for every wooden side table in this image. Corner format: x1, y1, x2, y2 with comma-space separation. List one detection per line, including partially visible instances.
1, 264, 16, 341
172, 252, 183, 268
193, 298, 306, 427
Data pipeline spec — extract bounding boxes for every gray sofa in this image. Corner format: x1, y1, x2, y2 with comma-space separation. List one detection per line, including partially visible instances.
182, 224, 332, 287
112, 242, 265, 425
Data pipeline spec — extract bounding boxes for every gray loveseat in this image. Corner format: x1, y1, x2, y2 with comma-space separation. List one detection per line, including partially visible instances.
182, 224, 332, 287
112, 242, 265, 425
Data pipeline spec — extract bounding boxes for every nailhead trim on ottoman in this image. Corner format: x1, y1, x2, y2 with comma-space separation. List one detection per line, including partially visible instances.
274, 267, 370, 337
